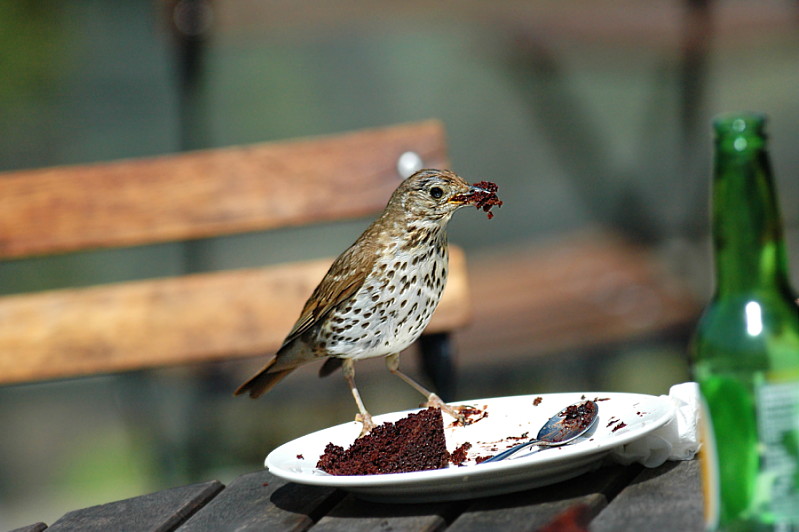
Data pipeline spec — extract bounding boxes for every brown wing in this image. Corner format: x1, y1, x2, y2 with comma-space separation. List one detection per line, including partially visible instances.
279, 242, 374, 349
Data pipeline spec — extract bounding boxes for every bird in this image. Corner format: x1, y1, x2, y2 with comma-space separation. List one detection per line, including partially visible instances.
234, 169, 497, 435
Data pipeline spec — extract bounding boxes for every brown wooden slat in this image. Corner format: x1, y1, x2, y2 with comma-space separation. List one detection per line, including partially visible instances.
178, 470, 343, 531
0, 120, 448, 259
0, 247, 470, 385
448, 464, 641, 532
46, 480, 223, 532
312, 494, 465, 532
456, 230, 700, 366
590, 460, 704, 532
8, 524, 48, 532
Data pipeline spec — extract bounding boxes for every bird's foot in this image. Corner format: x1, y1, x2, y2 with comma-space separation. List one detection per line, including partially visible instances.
355, 412, 376, 437
423, 393, 469, 426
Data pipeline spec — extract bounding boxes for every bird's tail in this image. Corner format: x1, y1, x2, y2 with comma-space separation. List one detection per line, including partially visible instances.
233, 358, 295, 399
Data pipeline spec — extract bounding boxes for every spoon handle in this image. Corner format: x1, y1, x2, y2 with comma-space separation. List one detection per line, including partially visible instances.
481, 439, 550, 463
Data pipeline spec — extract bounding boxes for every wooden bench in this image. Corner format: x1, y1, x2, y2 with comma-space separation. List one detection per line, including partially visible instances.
455, 229, 700, 369
0, 120, 470, 398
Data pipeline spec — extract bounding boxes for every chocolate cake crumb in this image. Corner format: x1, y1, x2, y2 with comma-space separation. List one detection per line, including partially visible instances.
560, 401, 597, 432
451, 180, 502, 219
606, 417, 626, 432
316, 407, 450, 475
449, 442, 472, 466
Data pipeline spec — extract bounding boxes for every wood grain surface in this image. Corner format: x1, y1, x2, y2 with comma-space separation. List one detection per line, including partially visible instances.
0, 120, 447, 259
0, 247, 469, 385
20, 461, 703, 531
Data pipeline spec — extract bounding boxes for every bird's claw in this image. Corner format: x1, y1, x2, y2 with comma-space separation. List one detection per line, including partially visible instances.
423, 393, 469, 426
355, 412, 376, 437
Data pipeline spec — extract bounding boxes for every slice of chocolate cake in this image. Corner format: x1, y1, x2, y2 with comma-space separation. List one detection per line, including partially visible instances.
317, 407, 450, 475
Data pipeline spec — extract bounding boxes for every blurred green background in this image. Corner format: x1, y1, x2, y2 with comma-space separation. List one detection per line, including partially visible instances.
2, 0, 799, 528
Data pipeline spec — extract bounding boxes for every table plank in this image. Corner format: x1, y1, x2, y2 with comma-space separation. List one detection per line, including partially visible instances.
46, 480, 222, 532
178, 470, 343, 532
8, 524, 47, 532
310, 495, 467, 532
590, 460, 704, 532
447, 464, 642, 532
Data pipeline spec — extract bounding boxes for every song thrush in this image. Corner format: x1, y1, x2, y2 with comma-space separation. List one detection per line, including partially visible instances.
234, 169, 500, 435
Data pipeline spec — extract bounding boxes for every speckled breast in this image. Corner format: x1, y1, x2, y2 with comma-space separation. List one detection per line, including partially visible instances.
318, 238, 449, 360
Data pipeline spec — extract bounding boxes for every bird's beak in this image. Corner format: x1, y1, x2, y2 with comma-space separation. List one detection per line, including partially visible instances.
448, 184, 485, 205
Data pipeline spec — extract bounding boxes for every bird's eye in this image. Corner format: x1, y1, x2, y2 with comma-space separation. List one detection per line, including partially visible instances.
429, 186, 444, 199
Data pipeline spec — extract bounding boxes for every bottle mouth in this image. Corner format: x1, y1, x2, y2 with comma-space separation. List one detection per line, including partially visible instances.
713, 112, 767, 137
713, 112, 767, 151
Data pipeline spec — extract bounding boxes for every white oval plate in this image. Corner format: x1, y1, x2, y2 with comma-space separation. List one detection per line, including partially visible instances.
265, 391, 674, 502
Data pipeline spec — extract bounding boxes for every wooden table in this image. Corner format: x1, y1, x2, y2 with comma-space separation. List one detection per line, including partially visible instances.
14, 460, 704, 532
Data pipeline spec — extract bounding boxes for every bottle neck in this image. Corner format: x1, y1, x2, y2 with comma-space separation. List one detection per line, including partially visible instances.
711, 124, 790, 295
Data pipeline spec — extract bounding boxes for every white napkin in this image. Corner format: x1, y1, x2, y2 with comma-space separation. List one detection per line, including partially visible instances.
609, 382, 702, 468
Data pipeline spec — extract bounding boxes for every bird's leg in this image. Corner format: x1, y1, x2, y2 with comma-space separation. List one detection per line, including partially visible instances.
385, 353, 467, 425
342, 359, 375, 437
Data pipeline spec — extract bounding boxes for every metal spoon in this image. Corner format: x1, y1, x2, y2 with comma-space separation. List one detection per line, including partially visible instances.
481, 399, 599, 463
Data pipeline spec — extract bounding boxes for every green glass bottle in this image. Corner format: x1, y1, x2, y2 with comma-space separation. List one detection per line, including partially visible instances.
691, 112, 799, 531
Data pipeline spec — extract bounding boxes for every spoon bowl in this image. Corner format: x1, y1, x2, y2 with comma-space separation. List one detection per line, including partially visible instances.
480, 399, 599, 463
